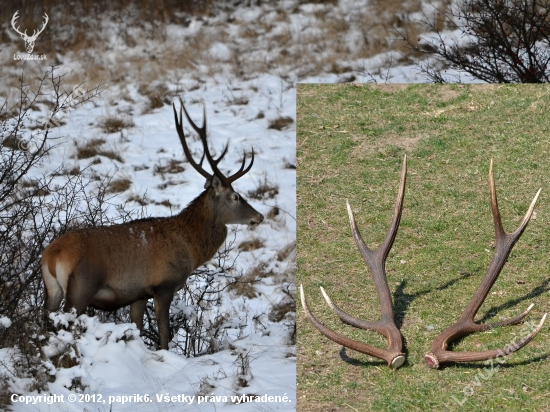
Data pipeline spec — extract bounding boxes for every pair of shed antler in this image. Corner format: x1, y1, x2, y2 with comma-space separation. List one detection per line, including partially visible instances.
301, 156, 547, 369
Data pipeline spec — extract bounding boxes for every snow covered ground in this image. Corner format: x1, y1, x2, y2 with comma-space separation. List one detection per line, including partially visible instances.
2, 50, 296, 412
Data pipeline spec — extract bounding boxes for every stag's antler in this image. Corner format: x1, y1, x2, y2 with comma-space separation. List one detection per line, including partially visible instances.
173, 98, 254, 187
300, 155, 407, 369
425, 160, 547, 369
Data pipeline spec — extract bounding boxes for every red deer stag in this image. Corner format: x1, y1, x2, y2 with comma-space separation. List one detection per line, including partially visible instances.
425, 160, 546, 368
42, 98, 264, 350
300, 155, 407, 369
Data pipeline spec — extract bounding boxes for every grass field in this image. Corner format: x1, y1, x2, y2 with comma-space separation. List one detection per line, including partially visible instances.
297, 84, 550, 411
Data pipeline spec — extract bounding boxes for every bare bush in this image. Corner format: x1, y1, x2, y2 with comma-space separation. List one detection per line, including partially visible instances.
0, 71, 254, 405
0, 68, 131, 403
401, 0, 550, 83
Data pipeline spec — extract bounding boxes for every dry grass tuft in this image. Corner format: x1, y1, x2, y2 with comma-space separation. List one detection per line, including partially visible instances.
268, 116, 293, 130
153, 159, 185, 177
76, 139, 124, 163
266, 206, 279, 220
138, 82, 171, 112
228, 275, 257, 299
228, 262, 274, 299
127, 193, 150, 206
20, 179, 50, 196
1, 135, 23, 151
98, 116, 134, 134
107, 177, 132, 194
196, 378, 216, 397
269, 298, 295, 322
76, 138, 106, 159
238, 238, 265, 252
277, 241, 296, 262
50, 345, 80, 369
247, 176, 279, 200
155, 199, 176, 208
65, 166, 81, 176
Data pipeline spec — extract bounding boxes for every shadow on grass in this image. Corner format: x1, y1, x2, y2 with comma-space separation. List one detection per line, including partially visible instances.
477, 278, 550, 323
393, 270, 474, 329
339, 346, 388, 367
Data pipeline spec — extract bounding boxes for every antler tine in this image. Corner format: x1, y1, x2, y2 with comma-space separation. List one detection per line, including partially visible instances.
425, 313, 547, 368
300, 285, 401, 366
180, 98, 206, 138
381, 154, 407, 259
213, 143, 229, 166
226, 149, 255, 184
425, 161, 545, 369
300, 155, 407, 369
178, 98, 232, 186
172, 102, 211, 180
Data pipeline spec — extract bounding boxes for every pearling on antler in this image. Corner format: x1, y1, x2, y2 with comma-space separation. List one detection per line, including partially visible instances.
425, 160, 547, 369
300, 155, 407, 369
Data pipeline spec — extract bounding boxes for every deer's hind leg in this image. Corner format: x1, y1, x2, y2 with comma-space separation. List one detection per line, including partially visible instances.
64, 259, 104, 316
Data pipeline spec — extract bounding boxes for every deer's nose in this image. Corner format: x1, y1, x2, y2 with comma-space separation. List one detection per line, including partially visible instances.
250, 213, 264, 225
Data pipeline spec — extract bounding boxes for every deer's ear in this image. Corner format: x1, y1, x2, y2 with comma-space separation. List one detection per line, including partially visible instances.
205, 175, 224, 193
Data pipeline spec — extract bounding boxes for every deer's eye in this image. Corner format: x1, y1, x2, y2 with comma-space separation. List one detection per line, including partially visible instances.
232, 193, 239, 202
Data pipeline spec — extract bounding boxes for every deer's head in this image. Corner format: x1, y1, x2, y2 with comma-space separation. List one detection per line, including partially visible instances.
173, 99, 264, 227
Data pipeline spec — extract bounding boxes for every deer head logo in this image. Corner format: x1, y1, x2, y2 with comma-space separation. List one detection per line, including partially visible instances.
11, 11, 49, 54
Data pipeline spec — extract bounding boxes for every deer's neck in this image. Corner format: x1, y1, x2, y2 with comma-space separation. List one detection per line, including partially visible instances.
176, 190, 228, 267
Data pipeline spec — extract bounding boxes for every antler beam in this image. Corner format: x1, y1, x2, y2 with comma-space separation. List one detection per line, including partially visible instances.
425, 160, 546, 369
300, 155, 407, 369
174, 98, 254, 186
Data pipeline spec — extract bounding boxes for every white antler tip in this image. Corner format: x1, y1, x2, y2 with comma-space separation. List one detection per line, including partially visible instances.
526, 303, 535, 312
319, 286, 334, 309
299, 284, 306, 305
534, 188, 542, 202
345, 200, 356, 225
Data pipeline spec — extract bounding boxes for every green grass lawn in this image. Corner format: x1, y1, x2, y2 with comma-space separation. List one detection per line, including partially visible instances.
297, 84, 550, 411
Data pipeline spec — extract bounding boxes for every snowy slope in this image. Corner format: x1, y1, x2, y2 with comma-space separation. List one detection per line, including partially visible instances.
3, 72, 296, 411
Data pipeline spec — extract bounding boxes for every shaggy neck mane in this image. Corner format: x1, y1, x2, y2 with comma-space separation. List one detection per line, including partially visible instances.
176, 188, 227, 266
177, 189, 216, 224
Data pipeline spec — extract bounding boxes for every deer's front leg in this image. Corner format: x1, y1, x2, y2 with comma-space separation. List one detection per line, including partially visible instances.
130, 299, 147, 330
